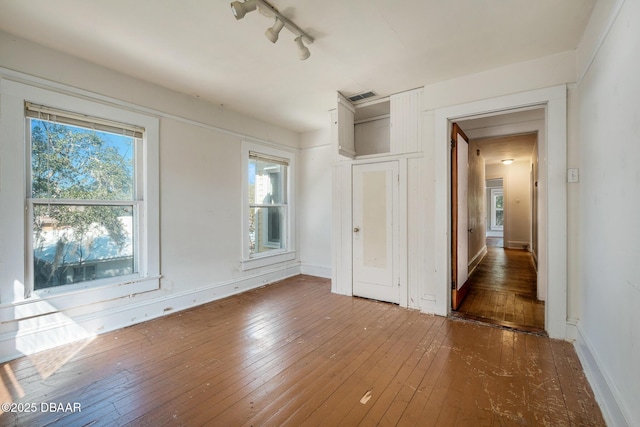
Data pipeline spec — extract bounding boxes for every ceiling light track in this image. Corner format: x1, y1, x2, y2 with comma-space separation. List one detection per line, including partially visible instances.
230, 0, 314, 60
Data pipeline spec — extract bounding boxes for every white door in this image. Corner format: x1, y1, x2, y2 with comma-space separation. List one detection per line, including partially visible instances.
353, 161, 399, 304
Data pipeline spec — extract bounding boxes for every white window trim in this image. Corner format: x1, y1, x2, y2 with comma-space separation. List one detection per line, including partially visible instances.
241, 141, 296, 271
0, 79, 160, 316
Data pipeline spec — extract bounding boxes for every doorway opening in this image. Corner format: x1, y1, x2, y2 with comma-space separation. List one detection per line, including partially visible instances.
450, 112, 545, 334
487, 179, 504, 247
434, 85, 567, 339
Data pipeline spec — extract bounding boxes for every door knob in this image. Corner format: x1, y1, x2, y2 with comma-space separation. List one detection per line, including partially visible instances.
353, 227, 360, 232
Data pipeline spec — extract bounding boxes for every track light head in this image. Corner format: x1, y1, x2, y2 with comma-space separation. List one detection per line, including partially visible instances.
265, 18, 285, 43
230, 0, 257, 20
294, 36, 310, 60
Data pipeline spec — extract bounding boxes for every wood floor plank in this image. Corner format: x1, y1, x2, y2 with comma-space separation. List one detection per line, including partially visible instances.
456, 246, 544, 332
0, 275, 605, 427
333, 311, 434, 426
259, 298, 402, 425
355, 315, 443, 427
195, 297, 381, 426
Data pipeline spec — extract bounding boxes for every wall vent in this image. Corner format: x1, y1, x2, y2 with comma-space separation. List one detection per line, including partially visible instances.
347, 91, 377, 103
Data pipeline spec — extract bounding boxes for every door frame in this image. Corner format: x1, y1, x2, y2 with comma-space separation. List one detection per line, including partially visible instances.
434, 85, 567, 339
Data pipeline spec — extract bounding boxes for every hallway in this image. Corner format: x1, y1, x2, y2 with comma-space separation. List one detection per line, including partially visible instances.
454, 244, 545, 334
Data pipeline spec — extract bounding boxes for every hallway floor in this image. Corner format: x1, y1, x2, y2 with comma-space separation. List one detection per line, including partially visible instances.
454, 244, 545, 334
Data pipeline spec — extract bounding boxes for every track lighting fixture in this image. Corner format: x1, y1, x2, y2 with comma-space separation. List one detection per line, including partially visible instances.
230, 0, 314, 60
295, 36, 310, 60
230, 0, 257, 20
265, 18, 285, 43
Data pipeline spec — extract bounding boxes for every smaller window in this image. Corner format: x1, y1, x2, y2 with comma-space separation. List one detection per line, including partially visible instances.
248, 151, 288, 255
490, 188, 504, 230
241, 142, 295, 270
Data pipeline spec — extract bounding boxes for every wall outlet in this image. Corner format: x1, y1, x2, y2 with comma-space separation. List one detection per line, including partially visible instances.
567, 168, 579, 183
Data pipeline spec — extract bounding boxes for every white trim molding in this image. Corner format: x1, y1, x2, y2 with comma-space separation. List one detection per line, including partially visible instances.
573, 324, 633, 427
433, 85, 567, 339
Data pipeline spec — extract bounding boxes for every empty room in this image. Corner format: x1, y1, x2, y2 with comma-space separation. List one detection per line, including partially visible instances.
0, 1, 638, 425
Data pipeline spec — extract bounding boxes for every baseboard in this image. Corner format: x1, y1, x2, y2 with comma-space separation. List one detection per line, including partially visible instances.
0, 265, 300, 363
420, 294, 441, 315
573, 323, 633, 427
300, 263, 331, 279
468, 245, 488, 276
506, 240, 530, 250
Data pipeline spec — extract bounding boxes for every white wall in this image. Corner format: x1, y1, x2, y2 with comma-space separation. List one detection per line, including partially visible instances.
486, 161, 532, 250
0, 32, 301, 362
573, 0, 639, 425
467, 139, 486, 263
354, 118, 390, 156
299, 128, 332, 278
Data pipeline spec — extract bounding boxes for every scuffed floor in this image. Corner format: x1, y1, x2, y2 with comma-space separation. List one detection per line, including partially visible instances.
1, 275, 604, 426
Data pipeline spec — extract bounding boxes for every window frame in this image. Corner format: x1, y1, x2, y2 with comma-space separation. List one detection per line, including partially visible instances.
241, 141, 296, 270
26, 108, 143, 291
490, 187, 504, 231
0, 79, 160, 312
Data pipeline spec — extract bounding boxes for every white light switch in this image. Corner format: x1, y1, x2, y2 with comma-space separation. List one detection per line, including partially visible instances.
567, 168, 579, 183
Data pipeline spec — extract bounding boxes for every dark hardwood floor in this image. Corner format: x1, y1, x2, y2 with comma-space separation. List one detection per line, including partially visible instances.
454, 243, 545, 333
0, 275, 603, 426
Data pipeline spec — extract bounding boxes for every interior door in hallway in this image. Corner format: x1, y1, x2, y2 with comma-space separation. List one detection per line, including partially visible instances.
452, 123, 470, 310
352, 161, 399, 304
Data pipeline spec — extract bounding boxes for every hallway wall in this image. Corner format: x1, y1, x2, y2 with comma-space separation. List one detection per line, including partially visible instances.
486, 161, 532, 250
467, 139, 486, 265
574, 0, 640, 425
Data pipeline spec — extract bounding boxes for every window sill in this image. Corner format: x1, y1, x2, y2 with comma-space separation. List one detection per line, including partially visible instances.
241, 251, 296, 271
0, 275, 161, 323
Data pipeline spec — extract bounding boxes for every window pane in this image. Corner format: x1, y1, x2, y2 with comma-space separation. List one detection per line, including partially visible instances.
30, 118, 134, 200
496, 195, 503, 209
249, 158, 286, 205
496, 209, 504, 226
249, 206, 285, 254
33, 204, 135, 289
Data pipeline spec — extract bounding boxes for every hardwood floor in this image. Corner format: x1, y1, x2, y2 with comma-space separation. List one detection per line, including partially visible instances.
0, 275, 603, 426
455, 245, 545, 333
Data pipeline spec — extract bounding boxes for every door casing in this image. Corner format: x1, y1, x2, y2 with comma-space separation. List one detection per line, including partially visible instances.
434, 85, 567, 339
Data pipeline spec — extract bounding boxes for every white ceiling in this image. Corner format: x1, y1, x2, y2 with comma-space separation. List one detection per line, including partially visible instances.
0, 0, 595, 133
474, 133, 537, 166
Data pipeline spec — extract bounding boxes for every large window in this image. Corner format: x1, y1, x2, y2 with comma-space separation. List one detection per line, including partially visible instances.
0, 80, 159, 312
26, 104, 143, 289
242, 142, 295, 269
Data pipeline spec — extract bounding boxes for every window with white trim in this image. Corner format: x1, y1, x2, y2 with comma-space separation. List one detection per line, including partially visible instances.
490, 187, 504, 230
248, 151, 288, 254
242, 142, 295, 269
26, 103, 144, 289
0, 80, 160, 307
